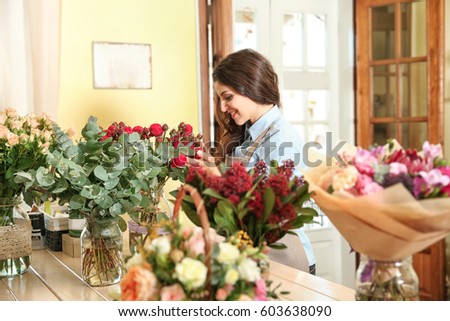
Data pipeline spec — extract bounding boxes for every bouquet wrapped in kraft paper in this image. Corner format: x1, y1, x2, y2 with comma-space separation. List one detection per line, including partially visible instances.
303, 139, 450, 261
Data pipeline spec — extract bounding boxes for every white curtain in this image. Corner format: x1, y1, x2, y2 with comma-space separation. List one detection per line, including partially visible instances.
0, 0, 60, 119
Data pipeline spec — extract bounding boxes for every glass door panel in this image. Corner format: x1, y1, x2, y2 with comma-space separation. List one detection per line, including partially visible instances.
400, 62, 427, 117
371, 65, 396, 117
373, 123, 396, 146
372, 5, 395, 60
401, 1, 427, 58
401, 122, 427, 149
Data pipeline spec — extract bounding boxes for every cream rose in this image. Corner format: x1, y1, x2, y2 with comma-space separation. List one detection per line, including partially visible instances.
332, 165, 359, 191
216, 242, 240, 265
238, 258, 260, 282
224, 268, 239, 285
149, 236, 171, 254
175, 257, 207, 289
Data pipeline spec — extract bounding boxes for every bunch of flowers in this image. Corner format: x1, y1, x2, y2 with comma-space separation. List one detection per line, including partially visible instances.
318, 140, 450, 199
303, 139, 450, 301
175, 160, 317, 249
99, 120, 202, 229
120, 218, 282, 301
1, 107, 75, 225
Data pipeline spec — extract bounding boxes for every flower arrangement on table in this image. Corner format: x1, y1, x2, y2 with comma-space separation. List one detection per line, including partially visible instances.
17, 116, 175, 285
303, 139, 450, 300
100, 120, 202, 252
0, 107, 74, 276
173, 159, 318, 250
120, 216, 283, 301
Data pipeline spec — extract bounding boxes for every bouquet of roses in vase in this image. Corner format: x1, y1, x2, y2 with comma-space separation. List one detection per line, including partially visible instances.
173, 160, 317, 251
100, 120, 202, 253
0, 107, 73, 277
303, 139, 450, 300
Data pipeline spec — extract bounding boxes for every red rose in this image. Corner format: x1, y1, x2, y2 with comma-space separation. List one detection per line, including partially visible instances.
183, 124, 193, 135
171, 154, 187, 168
149, 123, 163, 137
133, 126, 144, 134
123, 126, 133, 134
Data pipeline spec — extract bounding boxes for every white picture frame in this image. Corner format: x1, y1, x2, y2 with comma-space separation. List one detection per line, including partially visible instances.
92, 42, 152, 89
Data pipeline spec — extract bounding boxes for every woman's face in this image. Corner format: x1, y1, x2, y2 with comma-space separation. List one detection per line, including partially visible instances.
214, 82, 262, 126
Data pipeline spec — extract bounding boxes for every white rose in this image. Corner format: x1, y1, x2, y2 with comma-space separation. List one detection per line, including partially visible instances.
124, 253, 144, 270
224, 268, 239, 285
217, 242, 240, 265
149, 236, 171, 254
332, 165, 359, 191
175, 257, 207, 289
238, 258, 260, 282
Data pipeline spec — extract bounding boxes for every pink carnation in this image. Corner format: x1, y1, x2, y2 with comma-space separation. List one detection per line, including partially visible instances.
360, 181, 383, 195
254, 278, 268, 301
389, 162, 408, 177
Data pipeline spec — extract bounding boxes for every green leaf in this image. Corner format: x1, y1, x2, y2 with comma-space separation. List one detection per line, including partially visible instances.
117, 215, 127, 232
109, 203, 123, 216
202, 188, 227, 201
14, 172, 33, 184
95, 195, 114, 209
94, 165, 108, 181
217, 200, 233, 217
17, 158, 33, 170
181, 202, 201, 227
104, 177, 120, 190
69, 195, 85, 210
262, 187, 275, 221
36, 167, 55, 187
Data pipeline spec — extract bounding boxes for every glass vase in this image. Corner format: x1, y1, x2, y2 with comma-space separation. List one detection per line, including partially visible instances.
128, 186, 170, 255
0, 196, 32, 277
68, 209, 85, 238
81, 219, 123, 286
355, 255, 419, 301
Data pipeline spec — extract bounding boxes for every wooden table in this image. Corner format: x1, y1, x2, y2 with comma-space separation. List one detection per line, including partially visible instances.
0, 249, 355, 301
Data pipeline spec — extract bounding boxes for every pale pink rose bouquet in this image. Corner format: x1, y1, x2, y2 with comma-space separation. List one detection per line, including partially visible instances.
303, 139, 450, 261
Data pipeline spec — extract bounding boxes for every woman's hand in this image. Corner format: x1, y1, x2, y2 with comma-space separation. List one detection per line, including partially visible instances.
187, 146, 221, 176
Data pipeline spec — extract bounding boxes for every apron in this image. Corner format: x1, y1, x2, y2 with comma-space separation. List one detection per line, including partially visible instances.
226, 121, 276, 167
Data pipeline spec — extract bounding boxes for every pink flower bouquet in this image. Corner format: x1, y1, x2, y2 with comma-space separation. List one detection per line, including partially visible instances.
303, 140, 450, 261
120, 217, 282, 301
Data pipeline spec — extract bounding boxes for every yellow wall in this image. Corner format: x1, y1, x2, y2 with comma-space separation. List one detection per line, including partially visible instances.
58, 0, 199, 134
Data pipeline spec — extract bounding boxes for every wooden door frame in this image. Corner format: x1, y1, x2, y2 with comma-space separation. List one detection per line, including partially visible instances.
355, 0, 446, 301
355, 0, 444, 148
198, 0, 233, 147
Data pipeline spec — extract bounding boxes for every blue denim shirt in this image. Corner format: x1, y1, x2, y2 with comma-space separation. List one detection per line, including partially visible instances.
233, 106, 316, 267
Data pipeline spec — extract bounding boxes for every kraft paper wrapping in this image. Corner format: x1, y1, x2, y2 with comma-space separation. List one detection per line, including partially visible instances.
303, 147, 450, 261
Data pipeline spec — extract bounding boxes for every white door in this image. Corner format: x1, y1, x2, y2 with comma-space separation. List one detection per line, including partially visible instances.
232, 0, 355, 287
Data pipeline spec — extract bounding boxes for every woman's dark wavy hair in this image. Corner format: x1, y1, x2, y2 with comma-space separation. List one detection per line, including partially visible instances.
212, 49, 280, 161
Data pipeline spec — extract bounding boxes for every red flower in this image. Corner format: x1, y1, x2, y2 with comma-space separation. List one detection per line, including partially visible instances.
171, 154, 187, 168
133, 126, 144, 135
183, 124, 193, 135
149, 123, 163, 137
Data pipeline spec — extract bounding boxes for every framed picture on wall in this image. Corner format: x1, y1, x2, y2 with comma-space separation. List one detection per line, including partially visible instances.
92, 41, 152, 89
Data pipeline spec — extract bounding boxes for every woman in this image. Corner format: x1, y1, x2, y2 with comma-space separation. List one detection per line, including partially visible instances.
193, 48, 316, 274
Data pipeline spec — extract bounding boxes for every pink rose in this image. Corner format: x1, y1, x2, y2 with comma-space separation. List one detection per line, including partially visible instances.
160, 284, 186, 301
354, 148, 377, 176
215, 288, 229, 301
439, 166, 450, 177
360, 181, 383, 195
389, 162, 408, 177
184, 227, 205, 256
254, 279, 268, 301
149, 123, 163, 137
355, 174, 373, 193
171, 154, 187, 168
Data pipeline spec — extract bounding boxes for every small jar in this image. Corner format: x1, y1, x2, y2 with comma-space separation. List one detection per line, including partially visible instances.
81, 219, 123, 286
0, 196, 32, 277
355, 255, 419, 301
